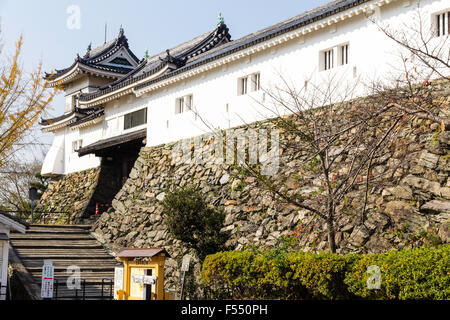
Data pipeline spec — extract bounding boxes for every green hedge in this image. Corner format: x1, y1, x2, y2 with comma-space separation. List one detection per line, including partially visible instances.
201, 245, 450, 300
345, 245, 450, 300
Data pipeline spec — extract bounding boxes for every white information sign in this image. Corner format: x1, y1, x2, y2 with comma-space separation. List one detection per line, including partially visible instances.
181, 255, 191, 272
114, 267, 124, 300
132, 274, 157, 285
41, 260, 54, 299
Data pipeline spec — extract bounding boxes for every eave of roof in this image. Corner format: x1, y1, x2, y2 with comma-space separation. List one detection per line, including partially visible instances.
134, 0, 378, 92
0, 210, 30, 230
77, 0, 384, 105
117, 248, 171, 258
69, 108, 105, 129
40, 111, 76, 127
44, 28, 139, 84
40, 107, 103, 132
44, 60, 131, 86
78, 24, 232, 104
77, 128, 146, 157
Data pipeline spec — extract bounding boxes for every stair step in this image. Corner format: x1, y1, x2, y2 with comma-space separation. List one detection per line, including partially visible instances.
11, 240, 103, 247
29, 225, 92, 229
15, 248, 114, 257
10, 224, 120, 300
21, 230, 92, 236
10, 235, 93, 240
26, 265, 118, 272
22, 259, 120, 268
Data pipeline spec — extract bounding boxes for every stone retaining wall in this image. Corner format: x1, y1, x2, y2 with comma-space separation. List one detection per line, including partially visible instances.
91, 100, 450, 294
37, 168, 101, 224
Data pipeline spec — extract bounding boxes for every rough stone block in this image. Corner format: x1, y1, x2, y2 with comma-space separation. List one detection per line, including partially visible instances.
421, 200, 450, 214
418, 151, 440, 169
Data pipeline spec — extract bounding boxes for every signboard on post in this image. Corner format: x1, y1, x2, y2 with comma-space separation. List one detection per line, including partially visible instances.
114, 267, 123, 300
41, 260, 54, 299
180, 255, 191, 300
181, 255, 191, 272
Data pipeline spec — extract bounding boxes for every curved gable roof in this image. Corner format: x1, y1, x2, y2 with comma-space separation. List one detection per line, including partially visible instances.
78, 0, 375, 105
78, 23, 232, 102
44, 27, 140, 83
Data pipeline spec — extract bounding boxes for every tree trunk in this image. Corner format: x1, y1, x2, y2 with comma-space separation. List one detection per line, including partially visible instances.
327, 203, 337, 253
327, 221, 337, 253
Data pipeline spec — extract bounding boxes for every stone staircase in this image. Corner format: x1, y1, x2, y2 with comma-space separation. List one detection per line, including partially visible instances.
9, 225, 121, 300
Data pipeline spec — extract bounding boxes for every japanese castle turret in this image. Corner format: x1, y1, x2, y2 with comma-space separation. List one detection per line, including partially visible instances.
40, 0, 449, 220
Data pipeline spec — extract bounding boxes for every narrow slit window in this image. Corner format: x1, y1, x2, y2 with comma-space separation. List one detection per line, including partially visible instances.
185, 95, 193, 111
324, 49, 334, 70
238, 77, 248, 95
175, 95, 193, 114
341, 44, 349, 65
250, 73, 261, 92
175, 98, 184, 114
435, 11, 450, 37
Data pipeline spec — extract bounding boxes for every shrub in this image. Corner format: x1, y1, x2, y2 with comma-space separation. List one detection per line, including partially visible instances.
344, 245, 450, 300
201, 250, 356, 300
201, 250, 308, 300
286, 251, 359, 299
201, 245, 450, 300
162, 185, 227, 261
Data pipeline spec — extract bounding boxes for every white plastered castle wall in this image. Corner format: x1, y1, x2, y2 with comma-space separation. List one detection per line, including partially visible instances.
44, 0, 449, 175
143, 0, 448, 147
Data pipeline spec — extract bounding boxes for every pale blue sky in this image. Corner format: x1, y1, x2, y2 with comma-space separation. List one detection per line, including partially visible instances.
0, 0, 329, 156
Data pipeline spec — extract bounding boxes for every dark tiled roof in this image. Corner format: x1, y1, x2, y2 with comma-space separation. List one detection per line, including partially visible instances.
44, 28, 139, 81
40, 112, 75, 126
0, 210, 30, 229
68, 108, 105, 128
80, 0, 369, 102
78, 128, 146, 157
79, 23, 232, 102
135, 0, 370, 91
40, 107, 103, 126
83, 28, 140, 64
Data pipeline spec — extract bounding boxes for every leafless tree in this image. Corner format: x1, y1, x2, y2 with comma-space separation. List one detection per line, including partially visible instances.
194, 71, 405, 253
187, 3, 448, 253
0, 159, 48, 219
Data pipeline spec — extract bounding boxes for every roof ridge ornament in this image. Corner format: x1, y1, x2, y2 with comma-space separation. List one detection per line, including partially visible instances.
217, 12, 225, 26
116, 25, 129, 48
84, 43, 92, 58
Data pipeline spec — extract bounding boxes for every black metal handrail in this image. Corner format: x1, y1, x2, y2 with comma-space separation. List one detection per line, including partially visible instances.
53, 278, 114, 300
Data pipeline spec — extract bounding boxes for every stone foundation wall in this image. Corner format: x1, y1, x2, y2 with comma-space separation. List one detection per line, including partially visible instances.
37, 168, 101, 224
91, 93, 450, 294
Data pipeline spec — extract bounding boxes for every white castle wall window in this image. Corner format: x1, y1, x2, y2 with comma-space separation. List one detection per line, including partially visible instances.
72, 140, 83, 153
238, 76, 248, 96
321, 43, 350, 71
175, 95, 193, 114
339, 44, 349, 66
434, 10, 450, 37
124, 108, 147, 130
322, 48, 334, 71
238, 72, 261, 96
250, 73, 261, 92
